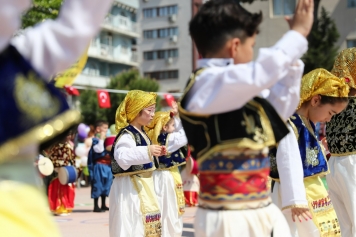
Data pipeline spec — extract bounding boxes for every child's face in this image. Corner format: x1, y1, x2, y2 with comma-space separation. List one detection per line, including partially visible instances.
138, 105, 156, 126
101, 124, 109, 134
233, 33, 256, 64
308, 97, 348, 124
163, 118, 175, 133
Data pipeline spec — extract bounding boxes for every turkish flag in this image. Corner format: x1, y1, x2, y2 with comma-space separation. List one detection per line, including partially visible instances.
97, 90, 111, 108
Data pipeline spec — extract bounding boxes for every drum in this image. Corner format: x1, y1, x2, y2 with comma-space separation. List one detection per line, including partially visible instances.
37, 157, 54, 176
58, 166, 77, 185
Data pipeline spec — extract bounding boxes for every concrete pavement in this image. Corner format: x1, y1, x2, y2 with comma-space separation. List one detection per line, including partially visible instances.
55, 186, 196, 237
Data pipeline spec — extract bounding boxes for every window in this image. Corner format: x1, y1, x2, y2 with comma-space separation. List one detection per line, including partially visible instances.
143, 27, 178, 39
347, 39, 356, 48
144, 49, 178, 60
144, 70, 179, 80
272, 0, 296, 16
143, 5, 178, 18
348, 0, 356, 8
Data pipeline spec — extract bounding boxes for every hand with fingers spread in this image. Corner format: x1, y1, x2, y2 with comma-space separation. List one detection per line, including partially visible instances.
149, 145, 163, 157
286, 0, 314, 37
291, 207, 313, 222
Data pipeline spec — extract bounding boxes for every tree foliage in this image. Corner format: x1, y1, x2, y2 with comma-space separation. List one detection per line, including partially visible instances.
80, 70, 161, 126
21, 0, 62, 28
302, 7, 340, 74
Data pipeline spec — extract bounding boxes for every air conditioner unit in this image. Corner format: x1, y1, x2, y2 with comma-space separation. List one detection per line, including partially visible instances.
170, 35, 178, 43
166, 57, 173, 65
169, 14, 177, 23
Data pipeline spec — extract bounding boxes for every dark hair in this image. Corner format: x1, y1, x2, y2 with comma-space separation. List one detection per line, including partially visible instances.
95, 120, 109, 129
189, 0, 262, 57
319, 95, 349, 105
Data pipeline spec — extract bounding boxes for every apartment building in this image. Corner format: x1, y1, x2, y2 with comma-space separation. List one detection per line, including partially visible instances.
74, 0, 139, 88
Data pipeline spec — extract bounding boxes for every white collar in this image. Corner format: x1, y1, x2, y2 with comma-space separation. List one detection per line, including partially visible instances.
197, 58, 234, 68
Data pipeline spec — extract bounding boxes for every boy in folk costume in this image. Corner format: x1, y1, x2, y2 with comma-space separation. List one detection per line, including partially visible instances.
88, 120, 112, 212
109, 90, 165, 237
145, 101, 188, 237
179, 0, 314, 236
270, 69, 349, 237
0, 0, 112, 236
326, 48, 356, 236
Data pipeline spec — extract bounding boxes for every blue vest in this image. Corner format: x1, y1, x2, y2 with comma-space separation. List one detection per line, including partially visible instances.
270, 113, 328, 180
157, 133, 186, 169
0, 45, 81, 160
88, 137, 110, 176
110, 125, 156, 176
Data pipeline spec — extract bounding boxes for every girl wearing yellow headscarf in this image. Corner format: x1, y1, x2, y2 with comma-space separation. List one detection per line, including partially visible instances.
145, 101, 188, 237
325, 47, 356, 236
108, 90, 165, 237
269, 68, 349, 237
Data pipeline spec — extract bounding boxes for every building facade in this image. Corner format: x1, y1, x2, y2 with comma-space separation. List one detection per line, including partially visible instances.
74, 0, 139, 88
138, 0, 199, 92
243, 0, 356, 54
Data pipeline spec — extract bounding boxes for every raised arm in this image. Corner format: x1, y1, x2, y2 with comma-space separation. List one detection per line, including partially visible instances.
11, 0, 113, 79
166, 117, 188, 153
186, 30, 307, 114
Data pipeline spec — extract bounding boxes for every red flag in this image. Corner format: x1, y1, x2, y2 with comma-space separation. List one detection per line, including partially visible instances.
97, 90, 111, 108
64, 86, 80, 96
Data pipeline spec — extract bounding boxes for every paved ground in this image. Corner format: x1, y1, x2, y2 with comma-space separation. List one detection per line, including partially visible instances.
55, 186, 196, 237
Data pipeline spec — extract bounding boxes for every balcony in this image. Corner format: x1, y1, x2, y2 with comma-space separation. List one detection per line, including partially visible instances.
74, 74, 111, 88
102, 14, 139, 38
88, 43, 139, 67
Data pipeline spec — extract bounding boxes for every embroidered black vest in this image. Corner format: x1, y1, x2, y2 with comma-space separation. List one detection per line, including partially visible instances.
157, 133, 186, 169
110, 125, 156, 176
326, 98, 356, 156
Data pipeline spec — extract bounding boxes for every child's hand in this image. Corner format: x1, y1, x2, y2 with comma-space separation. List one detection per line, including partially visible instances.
160, 146, 167, 156
171, 101, 178, 116
288, 0, 314, 37
291, 207, 312, 222
149, 145, 163, 157
100, 131, 106, 140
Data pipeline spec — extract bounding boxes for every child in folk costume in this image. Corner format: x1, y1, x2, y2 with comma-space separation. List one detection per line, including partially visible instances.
181, 155, 200, 207
0, 0, 112, 236
270, 68, 349, 237
179, 0, 313, 236
109, 90, 165, 237
326, 48, 356, 236
145, 101, 188, 237
88, 120, 112, 212
48, 133, 76, 216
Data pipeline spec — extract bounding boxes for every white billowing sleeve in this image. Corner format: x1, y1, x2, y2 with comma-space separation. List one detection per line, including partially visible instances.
277, 124, 308, 209
166, 117, 188, 153
113, 133, 152, 171
186, 30, 308, 115
0, 0, 31, 52
11, 0, 113, 79
93, 140, 105, 153
265, 60, 304, 121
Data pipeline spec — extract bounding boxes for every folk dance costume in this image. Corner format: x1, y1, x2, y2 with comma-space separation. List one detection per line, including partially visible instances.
179, 30, 308, 237
48, 142, 76, 215
181, 156, 199, 207
109, 91, 161, 237
326, 48, 356, 236
145, 111, 188, 237
88, 136, 114, 211
0, 0, 113, 236
270, 69, 348, 237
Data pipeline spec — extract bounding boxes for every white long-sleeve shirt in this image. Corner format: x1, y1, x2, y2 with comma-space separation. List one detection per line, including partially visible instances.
5, 0, 113, 80
185, 30, 307, 121
276, 124, 308, 209
93, 140, 105, 153
166, 117, 188, 153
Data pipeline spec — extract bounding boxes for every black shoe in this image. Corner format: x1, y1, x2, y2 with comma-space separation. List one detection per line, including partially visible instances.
93, 207, 105, 212
101, 206, 109, 211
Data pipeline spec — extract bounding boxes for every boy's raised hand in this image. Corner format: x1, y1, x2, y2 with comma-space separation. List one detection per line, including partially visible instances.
287, 0, 314, 37
171, 101, 178, 116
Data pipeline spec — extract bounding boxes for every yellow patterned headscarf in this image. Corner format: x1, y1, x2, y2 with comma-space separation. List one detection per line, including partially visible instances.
331, 47, 356, 89
298, 68, 349, 109
115, 90, 157, 133
145, 111, 172, 145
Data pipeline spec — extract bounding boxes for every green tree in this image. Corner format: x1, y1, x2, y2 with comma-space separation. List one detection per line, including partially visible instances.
302, 7, 339, 74
22, 0, 62, 28
80, 69, 161, 125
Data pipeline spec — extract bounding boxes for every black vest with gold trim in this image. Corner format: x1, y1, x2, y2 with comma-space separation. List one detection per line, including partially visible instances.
178, 68, 290, 210
326, 98, 356, 156
110, 125, 157, 176
157, 133, 186, 169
